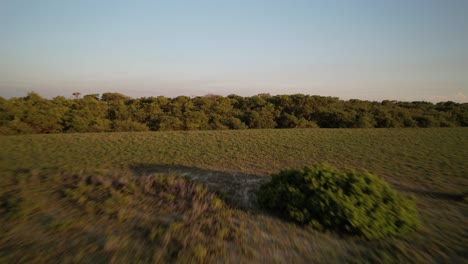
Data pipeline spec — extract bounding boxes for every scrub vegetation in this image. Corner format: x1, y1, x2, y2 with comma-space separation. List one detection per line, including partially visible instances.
1, 128, 467, 262
0, 92, 467, 135
258, 164, 420, 239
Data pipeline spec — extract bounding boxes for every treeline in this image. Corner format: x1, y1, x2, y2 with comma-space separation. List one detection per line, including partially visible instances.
0, 92, 466, 134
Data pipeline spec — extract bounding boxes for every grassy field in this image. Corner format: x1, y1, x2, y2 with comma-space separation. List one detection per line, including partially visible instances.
1, 128, 467, 262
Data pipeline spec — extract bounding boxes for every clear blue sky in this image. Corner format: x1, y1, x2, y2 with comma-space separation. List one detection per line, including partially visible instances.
1, 0, 467, 102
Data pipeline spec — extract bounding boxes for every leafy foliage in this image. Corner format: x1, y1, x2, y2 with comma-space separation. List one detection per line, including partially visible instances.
258, 164, 420, 239
0, 92, 467, 134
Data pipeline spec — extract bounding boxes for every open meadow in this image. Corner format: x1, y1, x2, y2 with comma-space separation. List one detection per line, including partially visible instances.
1, 128, 467, 262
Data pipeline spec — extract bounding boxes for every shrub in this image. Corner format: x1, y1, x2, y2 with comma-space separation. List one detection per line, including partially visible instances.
258, 164, 420, 239
112, 119, 149, 132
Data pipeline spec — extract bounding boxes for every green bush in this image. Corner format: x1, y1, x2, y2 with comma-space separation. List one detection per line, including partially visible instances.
258, 164, 420, 239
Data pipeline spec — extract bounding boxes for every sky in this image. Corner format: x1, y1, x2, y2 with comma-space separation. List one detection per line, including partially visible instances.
0, 0, 467, 102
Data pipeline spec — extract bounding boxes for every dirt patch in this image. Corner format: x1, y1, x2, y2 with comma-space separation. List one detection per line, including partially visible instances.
129, 164, 270, 209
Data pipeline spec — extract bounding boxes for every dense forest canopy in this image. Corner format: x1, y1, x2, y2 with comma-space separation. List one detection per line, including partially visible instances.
0, 92, 466, 134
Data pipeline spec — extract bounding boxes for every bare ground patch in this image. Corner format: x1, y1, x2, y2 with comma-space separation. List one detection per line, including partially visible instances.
129, 163, 270, 209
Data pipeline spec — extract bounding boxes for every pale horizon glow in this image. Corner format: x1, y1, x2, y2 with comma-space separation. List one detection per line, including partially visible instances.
1, 0, 467, 102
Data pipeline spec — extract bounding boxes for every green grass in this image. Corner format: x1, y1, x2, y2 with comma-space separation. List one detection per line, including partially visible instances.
1, 128, 467, 262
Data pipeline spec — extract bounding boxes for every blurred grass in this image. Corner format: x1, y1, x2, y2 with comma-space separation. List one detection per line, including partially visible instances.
0, 171, 244, 263
1, 128, 467, 262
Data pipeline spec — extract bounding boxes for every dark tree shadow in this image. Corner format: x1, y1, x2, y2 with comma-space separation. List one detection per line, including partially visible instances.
129, 163, 270, 210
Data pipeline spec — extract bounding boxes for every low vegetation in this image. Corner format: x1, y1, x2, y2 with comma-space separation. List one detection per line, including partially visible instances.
0, 92, 467, 135
0, 170, 243, 262
0, 128, 467, 262
258, 164, 420, 239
